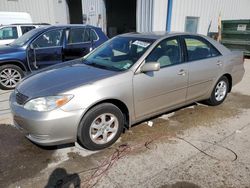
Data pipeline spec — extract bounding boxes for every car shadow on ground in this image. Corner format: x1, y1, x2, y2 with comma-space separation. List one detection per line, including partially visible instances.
159, 181, 201, 188
45, 168, 81, 188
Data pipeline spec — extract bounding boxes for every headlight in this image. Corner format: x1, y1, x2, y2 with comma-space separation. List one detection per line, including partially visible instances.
24, 95, 73, 112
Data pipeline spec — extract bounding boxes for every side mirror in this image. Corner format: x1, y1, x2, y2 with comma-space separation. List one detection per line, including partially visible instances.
141, 62, 160, 72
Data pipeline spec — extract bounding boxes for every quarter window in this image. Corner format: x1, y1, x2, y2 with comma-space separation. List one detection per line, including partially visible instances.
90, 29, 98, 41
0, 27, 18, 40
146, 38, 182, 68
32, 29, 63, 48
184, 37, 220, 61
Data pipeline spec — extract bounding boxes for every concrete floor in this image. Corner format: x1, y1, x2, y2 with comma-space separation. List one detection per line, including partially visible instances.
0, 59, 250, 188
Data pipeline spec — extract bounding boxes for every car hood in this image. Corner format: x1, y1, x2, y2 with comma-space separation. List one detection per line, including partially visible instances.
0, 44, 23, 55
17, 59, 119, 98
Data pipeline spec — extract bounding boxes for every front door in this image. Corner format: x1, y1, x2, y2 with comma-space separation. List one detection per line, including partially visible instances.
28, 29, 64, 70
133, 37, 188, 119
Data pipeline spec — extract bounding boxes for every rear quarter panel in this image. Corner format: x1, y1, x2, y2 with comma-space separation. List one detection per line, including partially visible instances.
223, 51, 245, 86
199, 36, 244, 99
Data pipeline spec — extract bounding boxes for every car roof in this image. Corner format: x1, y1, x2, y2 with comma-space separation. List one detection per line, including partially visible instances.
10, 23, 50, 25
43, 24, 100, 30
120, 31, 204, 40
0, 23, 49, 27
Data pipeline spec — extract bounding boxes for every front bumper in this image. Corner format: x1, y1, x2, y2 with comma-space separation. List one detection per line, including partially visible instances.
9, 92, 85, 146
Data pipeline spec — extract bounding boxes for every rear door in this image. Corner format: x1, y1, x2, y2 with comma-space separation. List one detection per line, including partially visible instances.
182, 35, 222, 102
28, 29, 64, 70
63, 27, 93, 61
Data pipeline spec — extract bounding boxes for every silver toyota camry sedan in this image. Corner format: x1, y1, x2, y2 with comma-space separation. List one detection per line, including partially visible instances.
10, 32, 245, 150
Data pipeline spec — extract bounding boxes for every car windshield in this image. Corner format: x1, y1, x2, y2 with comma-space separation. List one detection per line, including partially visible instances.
84, 36, 155, 71
9, 27, 45, 47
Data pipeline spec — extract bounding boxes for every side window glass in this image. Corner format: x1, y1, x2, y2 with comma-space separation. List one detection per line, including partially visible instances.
90, 29, 98, 41
145, 38, 182, 68
0, 27, 18, 40
185, 37, 220, 61
21, 26, 36, 35
32, 29, 63, 48
68, 28, 90, 44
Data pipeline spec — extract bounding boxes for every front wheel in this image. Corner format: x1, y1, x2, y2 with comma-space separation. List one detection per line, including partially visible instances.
77, 103, 124, 150
0, 65, 24, 90
206, 76, 229, 106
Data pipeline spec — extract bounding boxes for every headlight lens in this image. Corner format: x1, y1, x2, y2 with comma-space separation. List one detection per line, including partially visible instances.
24, 95, 73, 112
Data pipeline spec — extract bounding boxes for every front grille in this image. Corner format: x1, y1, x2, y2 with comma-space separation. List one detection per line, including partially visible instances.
16, 92, 29, 105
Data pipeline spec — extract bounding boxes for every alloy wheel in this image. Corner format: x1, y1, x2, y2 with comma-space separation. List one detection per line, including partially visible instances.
215, 80, 227, 101
0, 68, 22, 88
89, 113, 119, 145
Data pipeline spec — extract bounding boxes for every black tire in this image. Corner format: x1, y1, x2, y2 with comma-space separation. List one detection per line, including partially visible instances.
77, 103, 124, 150
0, 64, 24, 90
206, 76, 229, 106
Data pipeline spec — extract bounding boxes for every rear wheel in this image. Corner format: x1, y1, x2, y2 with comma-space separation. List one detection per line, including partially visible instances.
0, 65, 24, 90
77, 103, 124, 150
206, 76, 229, 106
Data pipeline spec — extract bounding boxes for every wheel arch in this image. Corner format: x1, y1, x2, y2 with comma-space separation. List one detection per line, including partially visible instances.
80, 98, 130, 129
0, 60, 28, 72
223, 73, 232, 93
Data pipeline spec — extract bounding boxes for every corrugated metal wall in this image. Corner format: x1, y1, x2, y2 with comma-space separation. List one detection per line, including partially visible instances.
136, 0, 154, 32
81, 0, 167, 33
82, 0, 157, 33
0, 0, 68, 24
171, 0, 250, 35
81, 0, 106, 33
152, 0, 168, 32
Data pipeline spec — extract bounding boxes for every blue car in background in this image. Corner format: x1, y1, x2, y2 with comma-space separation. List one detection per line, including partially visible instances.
0, 25, 108, 90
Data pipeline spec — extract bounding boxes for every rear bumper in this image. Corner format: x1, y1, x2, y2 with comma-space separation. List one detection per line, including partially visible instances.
10, 92, 84, 146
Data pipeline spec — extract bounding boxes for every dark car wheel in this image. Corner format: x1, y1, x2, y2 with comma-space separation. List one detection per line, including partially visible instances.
0, 65, 24, 90
77, 103, 124, 150
206, 76, 229, 106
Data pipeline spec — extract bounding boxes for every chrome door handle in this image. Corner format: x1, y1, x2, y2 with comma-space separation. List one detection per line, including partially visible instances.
216, 61, 222, 66
178, 69, 186, 76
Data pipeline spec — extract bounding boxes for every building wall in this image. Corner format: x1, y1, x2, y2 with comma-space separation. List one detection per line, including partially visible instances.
51, 0, 69, 24
82, 0, 106, 33
4, 0, 248, 34
136, 0, 154, 32
152, 0, 168, 32
0, 0, 68, 24
82, 0, 167, 33
171, 0, 250, 35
